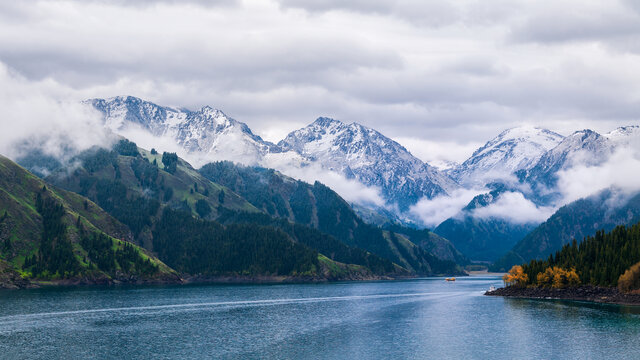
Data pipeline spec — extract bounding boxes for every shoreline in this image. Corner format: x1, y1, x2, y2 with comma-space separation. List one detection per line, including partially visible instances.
485, 285, 640, 306
0, 271, 472, 290
467, 270, 505, 276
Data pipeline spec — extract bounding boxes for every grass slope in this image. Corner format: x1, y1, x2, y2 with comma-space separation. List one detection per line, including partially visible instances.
0, 155, 177, 288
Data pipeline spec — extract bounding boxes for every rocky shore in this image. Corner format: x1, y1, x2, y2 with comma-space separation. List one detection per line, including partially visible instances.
486, 285, 640, 306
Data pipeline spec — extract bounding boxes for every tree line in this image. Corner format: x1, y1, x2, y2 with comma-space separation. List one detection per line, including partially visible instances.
505, 221, 640, 291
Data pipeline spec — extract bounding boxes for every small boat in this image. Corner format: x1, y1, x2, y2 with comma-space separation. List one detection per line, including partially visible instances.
489, 286, 496, 292
445, 277, 456, 282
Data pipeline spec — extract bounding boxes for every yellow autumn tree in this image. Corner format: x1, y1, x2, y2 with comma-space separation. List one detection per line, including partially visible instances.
503, 265, 528, 287
536, 267, 580, 288
618, 262, 640, 293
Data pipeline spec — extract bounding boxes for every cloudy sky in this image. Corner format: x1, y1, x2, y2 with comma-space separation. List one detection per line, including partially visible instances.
1, 0, 639, 165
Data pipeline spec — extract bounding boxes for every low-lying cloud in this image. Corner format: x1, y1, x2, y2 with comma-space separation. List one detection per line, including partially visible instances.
556, 145, 640, 205
0, 62, 115, 162
409, 188, 485, 227
472, 191, 556, 224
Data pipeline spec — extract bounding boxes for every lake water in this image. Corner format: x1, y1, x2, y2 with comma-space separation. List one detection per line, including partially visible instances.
1, 276, 639, 359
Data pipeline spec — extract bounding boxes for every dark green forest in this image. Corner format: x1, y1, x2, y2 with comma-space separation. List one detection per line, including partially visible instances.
24, 190, 81, 277
153, 208, 318, 276
199, 161, 463, 275
22, 187, 157, 279
519, 221, 640, 288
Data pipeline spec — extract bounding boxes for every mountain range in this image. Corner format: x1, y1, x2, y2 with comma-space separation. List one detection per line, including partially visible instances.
2, 93, 639, 288
86, 96, 640, 265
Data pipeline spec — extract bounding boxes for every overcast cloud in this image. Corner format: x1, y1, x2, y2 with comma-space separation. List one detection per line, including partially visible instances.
0, 0, 639, 165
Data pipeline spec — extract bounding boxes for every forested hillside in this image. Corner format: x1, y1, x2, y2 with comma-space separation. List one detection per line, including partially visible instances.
509, 221, 640, 291
39, 141, 464, 278
200, 161, 466, 273
0, 155, 177, 288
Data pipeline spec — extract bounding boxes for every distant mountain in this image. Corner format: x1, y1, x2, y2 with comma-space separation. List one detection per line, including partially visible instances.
605, 125, 640, 147
523, 129, 614, 194
0, 154, 178, 288
491, 188, 640, 272
279, 117, 459, 210
90, 97, 461, 216
86, 96, 640, 269
451, 126, 564, 187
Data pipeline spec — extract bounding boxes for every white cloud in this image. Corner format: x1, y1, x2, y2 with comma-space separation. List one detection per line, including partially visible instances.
0, 63, 114, 161
0, 0, 638, 165
278, 163, 387, 207
556, 146, 640, 205
409, 188, 485, 227
393, 137, 480, 165
472, 191, 556, 224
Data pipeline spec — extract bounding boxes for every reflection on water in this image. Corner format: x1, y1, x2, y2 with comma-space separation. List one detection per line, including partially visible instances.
0, 277, 638, 359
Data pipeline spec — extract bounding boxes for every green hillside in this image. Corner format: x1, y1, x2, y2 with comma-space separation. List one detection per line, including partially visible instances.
0, 154, 178, 288
41, 141, 422, 279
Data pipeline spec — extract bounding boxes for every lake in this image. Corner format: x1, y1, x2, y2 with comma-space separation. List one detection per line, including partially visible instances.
1, 276, 639, 359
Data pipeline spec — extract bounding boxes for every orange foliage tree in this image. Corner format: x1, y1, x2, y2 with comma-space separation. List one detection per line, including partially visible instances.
536, 266, 580, 288
503, 265, 529, 287
618, 262, 640, 293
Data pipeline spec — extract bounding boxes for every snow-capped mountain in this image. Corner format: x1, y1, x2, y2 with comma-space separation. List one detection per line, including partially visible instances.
605, 125, 640, 148
279, 117, 459, 210
451, 126, 564, 187
90, 96, 302, 167
524, 129, 615, 189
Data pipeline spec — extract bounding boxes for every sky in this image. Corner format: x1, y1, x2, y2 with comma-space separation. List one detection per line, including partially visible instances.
1, 0, 639, 166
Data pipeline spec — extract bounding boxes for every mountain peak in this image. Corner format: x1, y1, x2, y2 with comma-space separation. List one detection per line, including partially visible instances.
452, 126, 564, 186
496, 125, 562, 140
524, 128, 614, 191
199, 105, 224, 115
312, 117, 344, 128
89, 96, 282, 167
279, 117, 459, 209
605, 125, 640, 147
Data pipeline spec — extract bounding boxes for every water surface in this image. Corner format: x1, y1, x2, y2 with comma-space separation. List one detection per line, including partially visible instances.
1, 276, 639, 359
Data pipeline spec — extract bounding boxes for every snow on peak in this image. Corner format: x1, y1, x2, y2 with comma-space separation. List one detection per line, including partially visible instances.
452, 126, 564, 186
605, 125, 640, 147
312, 116, 344, 127
90, 96, 284, 167
524, 129, 615, 188
279, 118, 459, 209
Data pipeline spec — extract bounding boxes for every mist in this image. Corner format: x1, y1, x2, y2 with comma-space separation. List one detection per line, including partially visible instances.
409, 188, 485, 227
0, 62, 115, 162
556, 145, 640, 206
